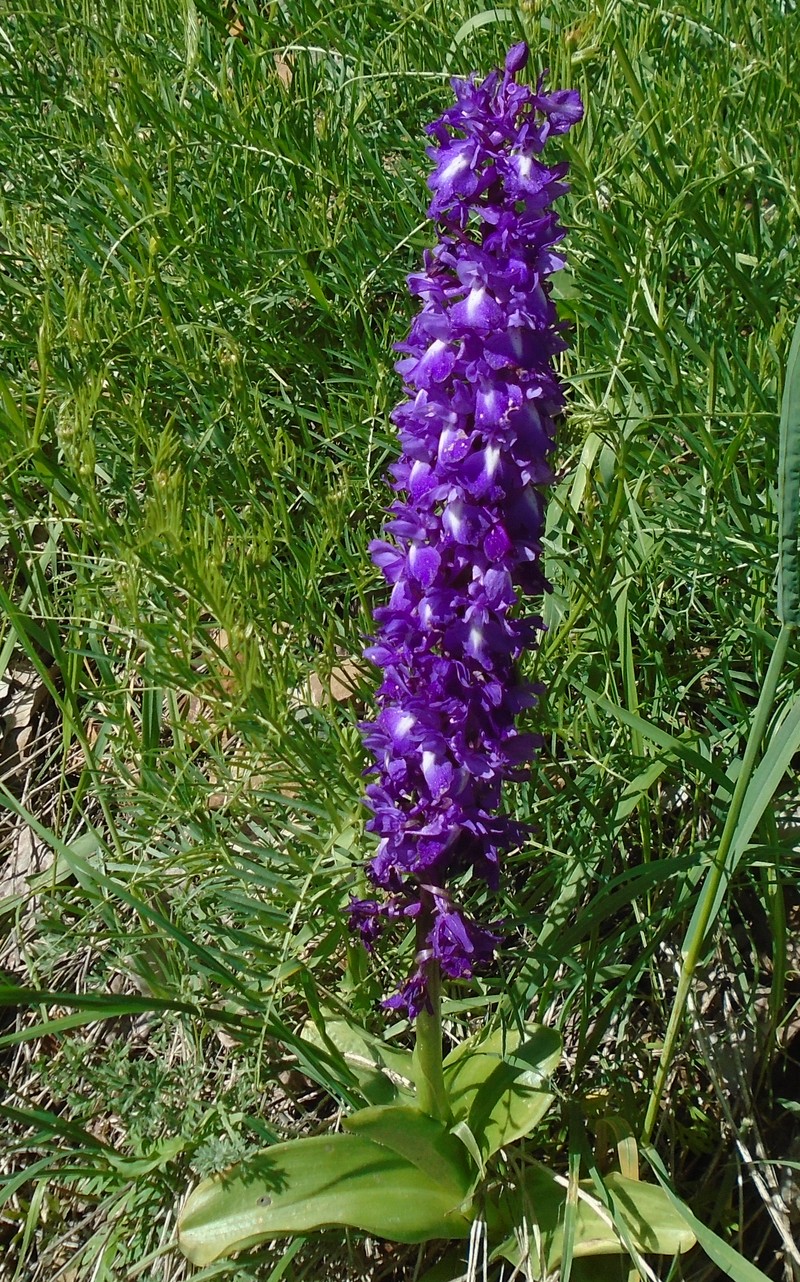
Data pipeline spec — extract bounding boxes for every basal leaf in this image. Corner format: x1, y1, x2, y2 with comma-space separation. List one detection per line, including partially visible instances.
444, 1025, 561, 1160
643, 1145, 774, 1282
343, 1104, 477, 1196
300, 1013, 413, 1105
178, 1133, 473, 1266
490, 1162, 695, 1273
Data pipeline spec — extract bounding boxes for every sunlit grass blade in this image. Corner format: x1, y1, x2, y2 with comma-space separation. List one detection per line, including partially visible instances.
778, 315, 800, 625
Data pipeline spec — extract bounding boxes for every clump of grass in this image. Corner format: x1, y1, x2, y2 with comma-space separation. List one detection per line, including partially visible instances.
1, 1, 799, 1279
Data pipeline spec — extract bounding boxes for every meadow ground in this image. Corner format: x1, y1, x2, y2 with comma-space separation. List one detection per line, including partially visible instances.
1, 1, 800, 1279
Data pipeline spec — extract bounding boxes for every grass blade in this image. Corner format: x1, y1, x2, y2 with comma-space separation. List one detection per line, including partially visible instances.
778, 315, 800, 625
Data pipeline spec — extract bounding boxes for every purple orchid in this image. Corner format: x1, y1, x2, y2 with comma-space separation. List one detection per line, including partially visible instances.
350, 43, 583, 1016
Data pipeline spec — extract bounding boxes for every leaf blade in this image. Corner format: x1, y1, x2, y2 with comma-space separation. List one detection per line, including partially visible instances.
778, 315, 800, 624
178, 1134, 473, 1265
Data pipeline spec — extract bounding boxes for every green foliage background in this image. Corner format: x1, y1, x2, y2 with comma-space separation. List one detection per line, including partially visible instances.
1, 1, 799, 1278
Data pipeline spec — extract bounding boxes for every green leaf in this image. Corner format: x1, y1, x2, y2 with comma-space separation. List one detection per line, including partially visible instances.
446, 9, 515, 70
490, 1162, 695, 1274
300, 1014, 413, 1106
444, 1025, 560, 1161
342, 1104, 477, 1196
643, 1146, 774, 1281
691, 689, 800, 934
178, 1134, 473, 1266
573, 680, 734, 793
105, 1136, 185, 1176
778, 314, 800, 625
568, 1259, 635, 1281
603, 1171, 696, 1257
450, 1119, 484, 1174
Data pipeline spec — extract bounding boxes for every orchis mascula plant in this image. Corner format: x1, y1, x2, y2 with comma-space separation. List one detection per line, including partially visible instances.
178, 46, 696, 1277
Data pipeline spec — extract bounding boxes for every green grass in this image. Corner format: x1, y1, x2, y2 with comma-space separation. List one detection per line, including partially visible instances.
1, 1, 800, 1278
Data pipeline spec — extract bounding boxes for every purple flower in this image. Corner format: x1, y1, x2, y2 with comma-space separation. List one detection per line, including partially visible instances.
350, 47, 582, 1017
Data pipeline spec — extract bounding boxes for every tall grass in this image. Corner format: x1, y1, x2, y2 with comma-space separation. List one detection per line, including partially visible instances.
1, 1, 799, 1278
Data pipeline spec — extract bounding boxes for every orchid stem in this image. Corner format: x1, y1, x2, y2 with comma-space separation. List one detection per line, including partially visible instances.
413, 961, 450, 1121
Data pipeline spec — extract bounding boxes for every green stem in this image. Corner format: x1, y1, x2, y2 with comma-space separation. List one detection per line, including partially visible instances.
413, 960, 450, 1122
642, 623, 792, 1143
